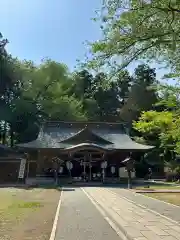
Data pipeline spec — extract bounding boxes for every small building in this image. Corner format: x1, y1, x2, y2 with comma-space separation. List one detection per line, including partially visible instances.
0, 144, 25, 183
17, 121, 154, 184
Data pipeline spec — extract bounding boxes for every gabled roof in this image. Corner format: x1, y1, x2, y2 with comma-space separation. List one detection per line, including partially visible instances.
60, 127, 112, 145
16, 121, 154, 151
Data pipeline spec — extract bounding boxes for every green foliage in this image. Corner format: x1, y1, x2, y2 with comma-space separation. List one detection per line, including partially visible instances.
88, 0, 180, 76
0, 47, 160, 145
1, 22, 179, 168
1, 42, 137, 143
120, 64, 158, 126
133, 110, 180, 157
157, 83, 180, 111
133, 111, 174, 136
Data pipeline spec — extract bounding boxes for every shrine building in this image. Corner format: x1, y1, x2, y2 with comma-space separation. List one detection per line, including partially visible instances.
16, 121, 154, 184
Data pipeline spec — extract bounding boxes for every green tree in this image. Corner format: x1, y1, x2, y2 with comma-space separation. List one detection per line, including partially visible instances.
89, 0, 180, 75
133, 110, 180, 160
68, 70, 99, 120
69, 70, 123, 121
0, 34, 18, 144
9, 59, 86, 143
115, 70, 132, 107
92, 72, 126, 121
120, 64, 158, 126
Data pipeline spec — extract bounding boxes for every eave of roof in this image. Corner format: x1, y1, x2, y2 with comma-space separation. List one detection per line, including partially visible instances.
16, 122, 155, 151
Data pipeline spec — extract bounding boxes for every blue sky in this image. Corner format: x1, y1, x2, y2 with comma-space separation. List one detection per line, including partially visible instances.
0, 0, 168, 79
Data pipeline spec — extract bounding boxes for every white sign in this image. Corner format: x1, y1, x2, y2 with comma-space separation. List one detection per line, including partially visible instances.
18, 158, 26, 179
111, 166, 116, 174
101, 161, 107, 169
66, 161, 73, 170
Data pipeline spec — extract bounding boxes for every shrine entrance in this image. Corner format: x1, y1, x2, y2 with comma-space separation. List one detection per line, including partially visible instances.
64, 147, 108, 182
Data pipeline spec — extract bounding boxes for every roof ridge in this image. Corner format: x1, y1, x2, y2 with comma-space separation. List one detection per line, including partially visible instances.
60, 127, 113, 144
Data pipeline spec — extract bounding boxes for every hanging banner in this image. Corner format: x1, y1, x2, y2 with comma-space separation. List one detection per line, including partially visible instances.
101, 161, 107, 169
111, 166, 116, 174
66, 161, 73, 170
59, 166, 64, 173
18, 158, 27, 179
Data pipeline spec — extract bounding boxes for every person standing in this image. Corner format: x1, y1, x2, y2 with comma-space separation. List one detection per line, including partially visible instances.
146, 167, 152, 188
148, 167, 152, 180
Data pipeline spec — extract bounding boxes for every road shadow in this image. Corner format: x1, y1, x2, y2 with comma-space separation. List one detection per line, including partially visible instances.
0, 180, 167, 191
62, 188, 75, 191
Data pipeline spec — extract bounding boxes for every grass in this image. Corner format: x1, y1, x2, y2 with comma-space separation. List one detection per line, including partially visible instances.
135, 184, 180, 190
143, 192, 180, 206
15, 201, 43, 208
0, 187, 60, 240
0, 191, 43, 220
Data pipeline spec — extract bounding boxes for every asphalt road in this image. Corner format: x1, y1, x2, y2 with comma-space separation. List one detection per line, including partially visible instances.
55, 187, 122, 240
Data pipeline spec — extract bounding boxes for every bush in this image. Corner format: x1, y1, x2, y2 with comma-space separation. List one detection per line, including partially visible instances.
165, 171, 180, 182
165, 172, 175, 182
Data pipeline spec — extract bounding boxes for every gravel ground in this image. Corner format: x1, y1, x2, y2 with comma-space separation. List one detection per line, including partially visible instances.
108, 187, 180, 222
0, 187, 60, 240
55, 187, 121, 240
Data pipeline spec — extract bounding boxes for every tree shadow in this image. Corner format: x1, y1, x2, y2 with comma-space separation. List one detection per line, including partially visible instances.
0, 179, 147, 191
0, 184, 62, 191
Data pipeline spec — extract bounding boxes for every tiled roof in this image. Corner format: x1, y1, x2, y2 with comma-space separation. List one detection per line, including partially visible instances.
16, 122, 154, 151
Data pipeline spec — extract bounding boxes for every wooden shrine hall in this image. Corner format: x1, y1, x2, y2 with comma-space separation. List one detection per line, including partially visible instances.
17, 121, 154, 184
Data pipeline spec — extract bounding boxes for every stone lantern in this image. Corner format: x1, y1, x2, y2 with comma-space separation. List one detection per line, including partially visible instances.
122, 154, 135, 189
101, 161, 108, 182
52, 157, 64, 185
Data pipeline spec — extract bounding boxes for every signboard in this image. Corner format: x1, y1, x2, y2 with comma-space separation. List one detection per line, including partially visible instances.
18, 158, 26, 179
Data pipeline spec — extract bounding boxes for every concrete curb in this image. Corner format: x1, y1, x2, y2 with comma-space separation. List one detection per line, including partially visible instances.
135, 190, 180, 193
49, 189, 63, 240
82, 188, 132, 240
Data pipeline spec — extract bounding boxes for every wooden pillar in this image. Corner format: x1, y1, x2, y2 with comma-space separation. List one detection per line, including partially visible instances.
83, 153, 87, 182
26, 153, 30, 179
89, 153, 92, 181
36, 150, 43, 177
67, 152, 73, 180
83, 156, 86, 182
103, 151, 107, 183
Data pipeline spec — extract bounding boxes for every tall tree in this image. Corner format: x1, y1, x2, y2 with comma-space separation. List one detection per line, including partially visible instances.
93, 73, 120, 121
88, 0, 180, 76
120, 64, 158, 126
0, 33, 16, 144
10, 59, 87, 143
68, 70, 99, 120
115, 70, 132, 107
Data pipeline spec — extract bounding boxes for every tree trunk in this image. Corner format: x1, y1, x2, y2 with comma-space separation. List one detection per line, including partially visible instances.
2, 121, 7, 145
10, 127, 14, 147
127, 170, 132, 189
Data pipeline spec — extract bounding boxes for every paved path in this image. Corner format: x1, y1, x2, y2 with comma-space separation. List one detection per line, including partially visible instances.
84, 187, 180, 240
55, 187, 121, 240
109, 187, 180, 222
55, 187, 180, 240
